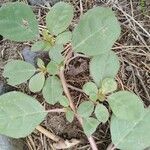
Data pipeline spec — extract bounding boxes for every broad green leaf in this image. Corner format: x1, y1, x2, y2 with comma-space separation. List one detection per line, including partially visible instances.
46, 61, 59, 75
42, 76, 63, 104
31, 41, 51, 52
111, 109, 150, 150
95, 104, 109, 123
59, 96, 69, 107
83, 82, 98, 101
108, 91, 144, 121
3, 60, 36, 86
46, 2, 74, 35
49, 44, 64, 64
56, 31, 72, 44
90, 51, 120, 87
101, 78, 117, 94
72, 7, 121, 56
0, 91, 47, 138
83, 117, 99, 137
77, 101, 94, 118
0, 2, 39, 42
37, 58, 45, 68
66, 109, 74, 123
29, 72, 45, 93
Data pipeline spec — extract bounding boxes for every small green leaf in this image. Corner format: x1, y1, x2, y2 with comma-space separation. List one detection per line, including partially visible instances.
90, 51, 120, 87
66, 109, 74, 123
46, 2, 74, 35
29, 72, 45, 93
0, 91, 47, 138
0, 2, 39, 41
83, 82, 98, 95
108, 91, 145, 121
59, 96, 69, 107
83, 82, 98, 101
31, 41, 51, 52
111, 109, 150, 150
3, 60, 36, 86
42, 76, 63, 105
72, 7, 121, 56
46, 61, 59, 75
89, 93, 98, 102
101, 78, 117, 94
49, 44, 64, 64
77, 101, 94, 118
56, 31, 72, 44
83, 117, 99, 137
37, 58, 45, 68
95, 104, 109, 123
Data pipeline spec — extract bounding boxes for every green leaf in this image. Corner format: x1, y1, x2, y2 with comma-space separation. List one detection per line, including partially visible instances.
31, 41, 51, 52
31, 41, 44, 52
46, 61, 59, 75
0, 2, 39, 42
66, 109, 74, 123
29, 72, 45, 93
46, 2, 74, 35
90, 51, 120, 87
89, 93, 98, 102
83, 82, 98, 101
42, 76, 63, 105
49, 44, 64, 64
3, 60, 36, 86
111, 109, 150, 150
95, 104, 109, 123
83, 117, 99, 137
56, 31, 72, 44
72, 7, 121, 56
77, 101, 94, 118
37, 58, 45, 68
108, 91, 144, 121
0, 91, 47, 138
101, 78, 117, 94
83, 82, 98, 95
59, 96, 69, 107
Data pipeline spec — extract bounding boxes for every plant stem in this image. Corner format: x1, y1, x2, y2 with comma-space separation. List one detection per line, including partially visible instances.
106, 143, 116, 150
36, 125, 61, 142
59, 66, 76, 112
88, 136, 99, 150
59, 66, 98, 150
46, 108, 65, 113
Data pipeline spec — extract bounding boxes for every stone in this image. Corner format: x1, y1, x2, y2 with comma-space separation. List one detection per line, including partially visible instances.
22, 46, 37, 66
28, 0, 61, 6
0, 135, 27, 150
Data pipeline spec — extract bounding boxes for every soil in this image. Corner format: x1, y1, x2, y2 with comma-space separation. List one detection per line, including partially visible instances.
0, 0, 150, 150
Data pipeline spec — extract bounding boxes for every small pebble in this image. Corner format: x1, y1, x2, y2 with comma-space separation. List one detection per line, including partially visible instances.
28, 0, 61, 6
22, 46, 37, 66
0, 135, 27, 150
126, 66, 132, 72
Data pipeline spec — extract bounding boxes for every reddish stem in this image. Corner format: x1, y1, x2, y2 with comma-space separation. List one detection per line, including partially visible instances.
59, 66, 98, 150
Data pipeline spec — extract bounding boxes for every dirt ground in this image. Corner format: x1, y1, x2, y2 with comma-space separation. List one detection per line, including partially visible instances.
0, 0, 150, 150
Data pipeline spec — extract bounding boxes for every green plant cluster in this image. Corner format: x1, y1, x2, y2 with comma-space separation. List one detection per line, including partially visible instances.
0, 2, 149, 150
